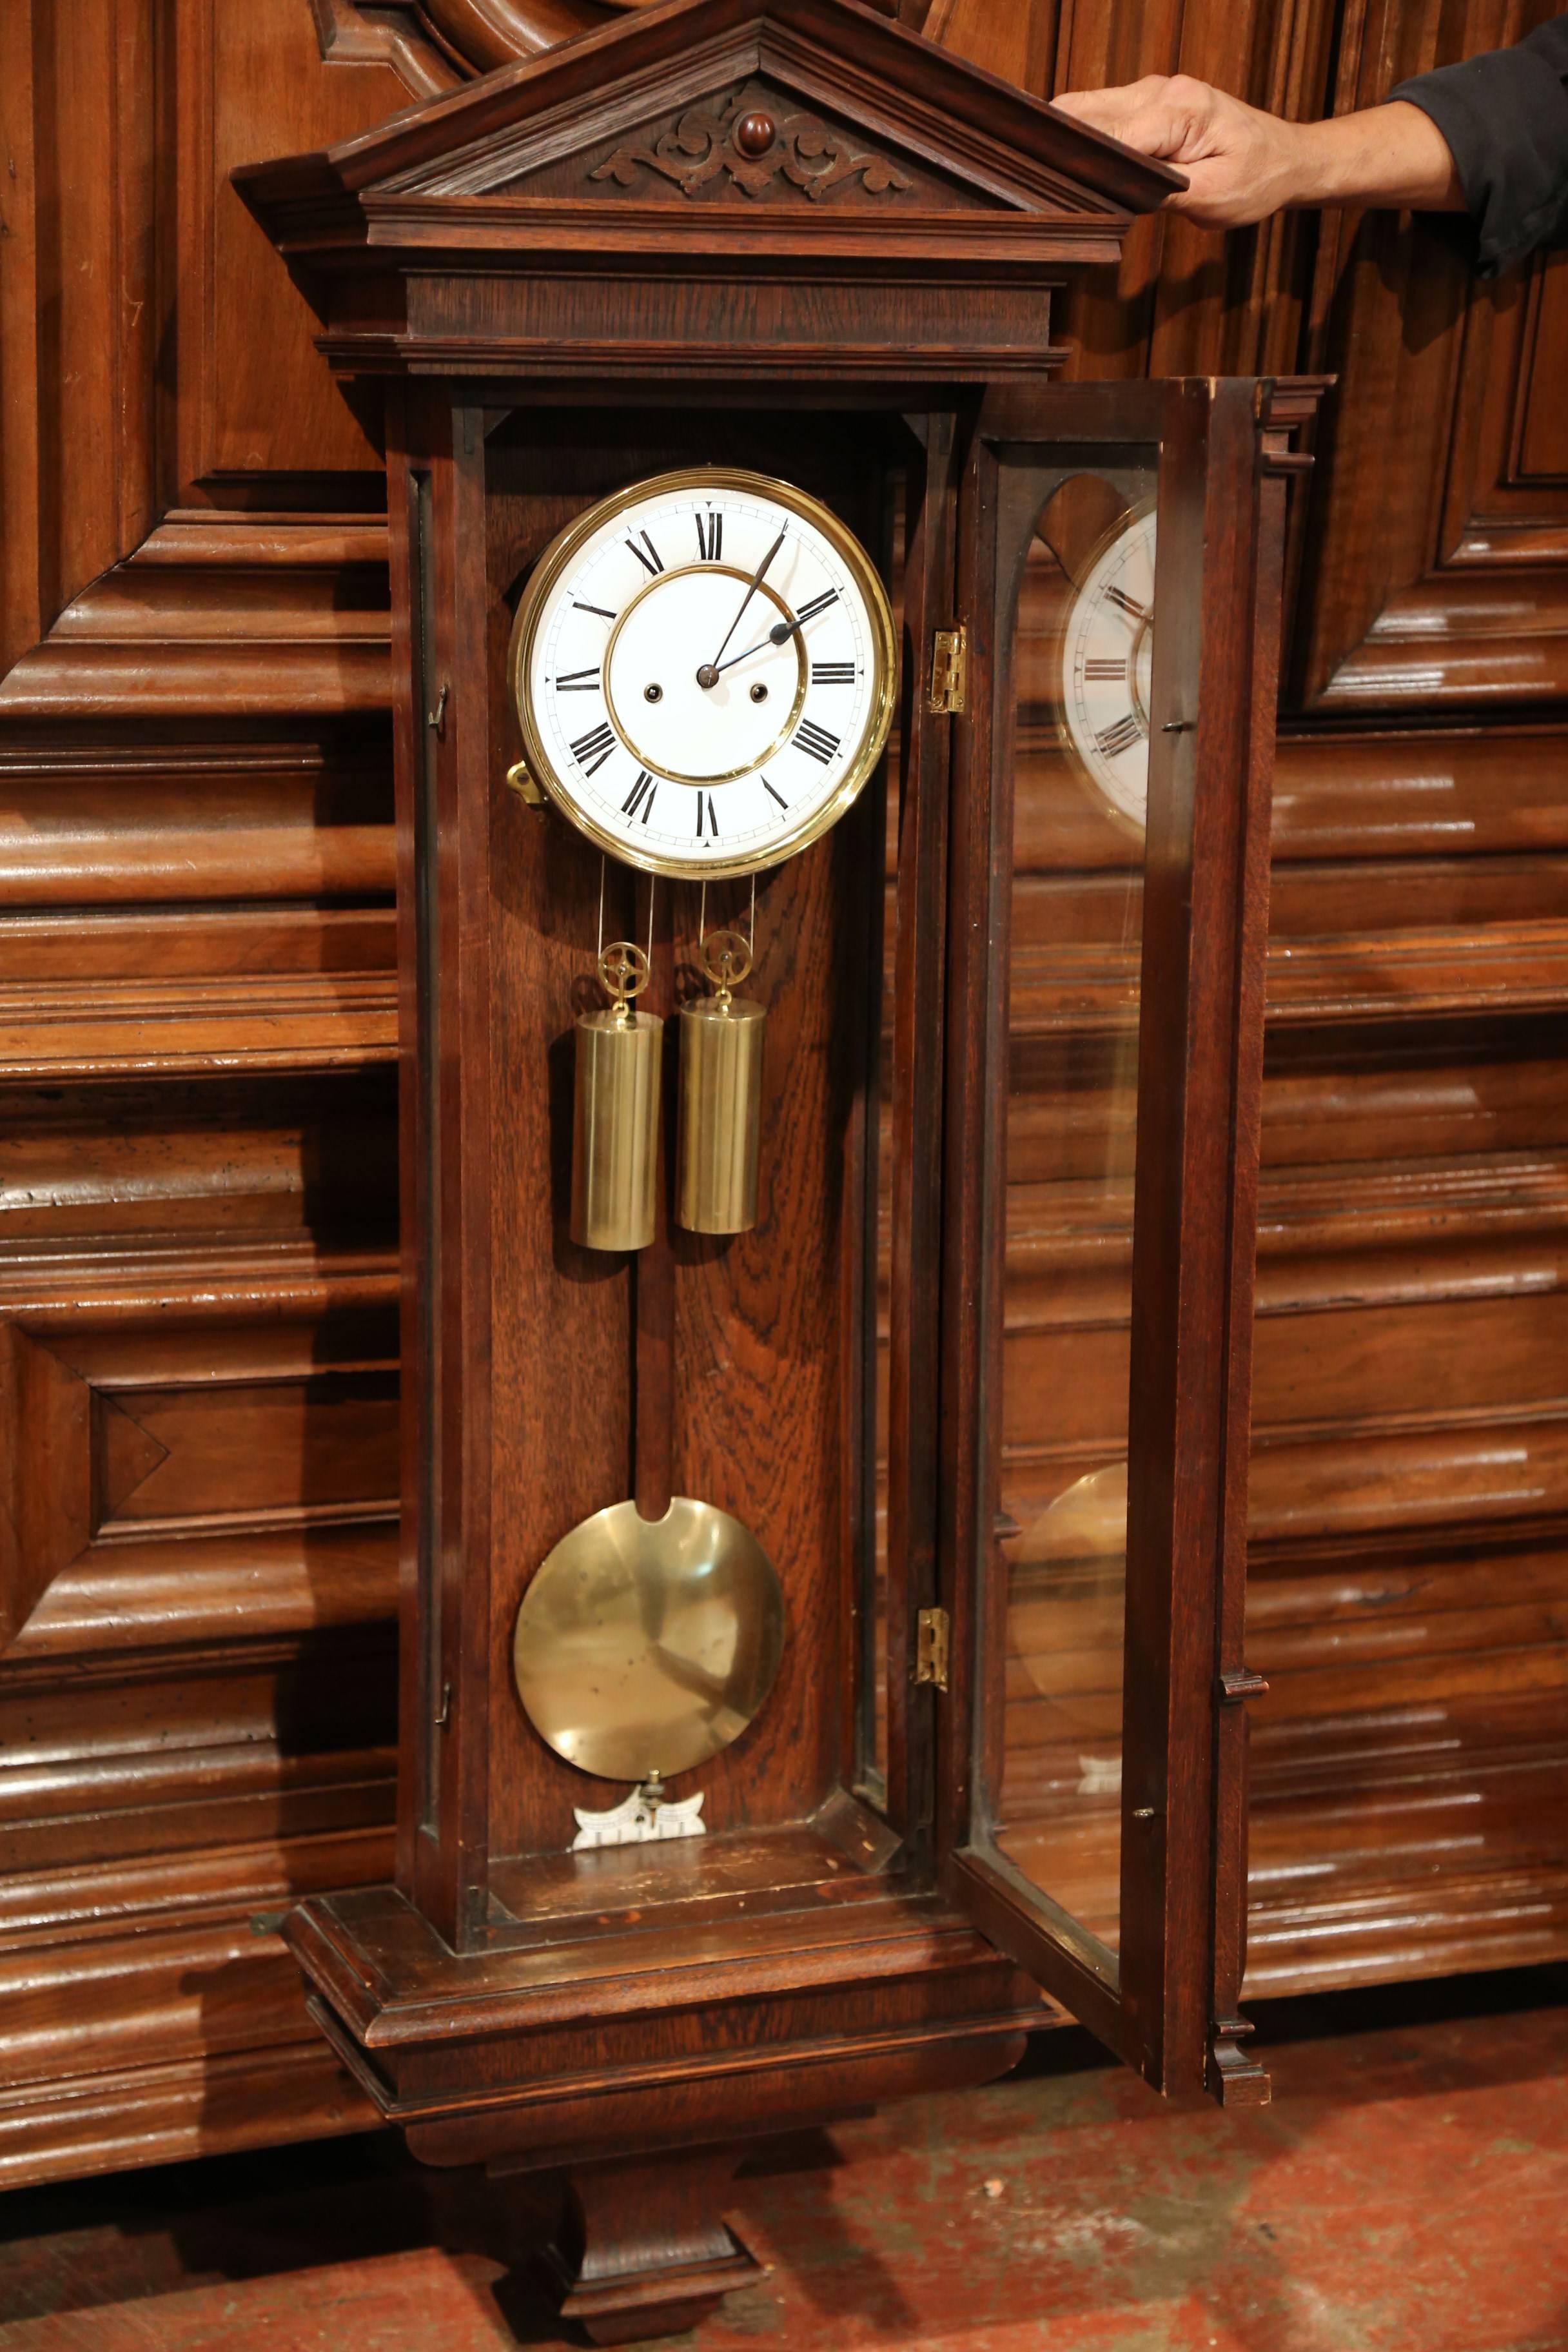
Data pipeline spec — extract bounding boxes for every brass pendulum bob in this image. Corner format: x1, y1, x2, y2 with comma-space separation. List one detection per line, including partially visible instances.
571, 934, 662, 1253
677, 905, 766, 1237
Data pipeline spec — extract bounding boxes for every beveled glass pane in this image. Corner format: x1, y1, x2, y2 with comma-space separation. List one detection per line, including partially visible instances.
980, 455, 1157, 1969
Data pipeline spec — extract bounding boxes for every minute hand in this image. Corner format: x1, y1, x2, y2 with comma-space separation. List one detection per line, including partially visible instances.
696, 525, 786, 689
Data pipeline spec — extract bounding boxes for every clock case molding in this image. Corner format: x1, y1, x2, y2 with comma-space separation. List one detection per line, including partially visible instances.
238, 1, 1313, 2336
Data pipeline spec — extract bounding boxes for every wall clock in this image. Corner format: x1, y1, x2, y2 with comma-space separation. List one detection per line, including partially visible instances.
510, 466, 897, 877
237, 5, 1319, 2341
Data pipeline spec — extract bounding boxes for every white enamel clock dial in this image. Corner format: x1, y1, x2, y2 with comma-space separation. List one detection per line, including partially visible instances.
511, 467, 897, 880
1059, 503, 1156, 830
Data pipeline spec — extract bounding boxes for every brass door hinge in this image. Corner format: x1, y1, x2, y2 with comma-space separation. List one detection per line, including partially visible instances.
915, 1605, 950, 1690
927, 626, 967, 714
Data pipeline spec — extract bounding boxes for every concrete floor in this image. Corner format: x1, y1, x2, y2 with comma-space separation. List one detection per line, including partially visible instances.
2, 1969, 1567, 2351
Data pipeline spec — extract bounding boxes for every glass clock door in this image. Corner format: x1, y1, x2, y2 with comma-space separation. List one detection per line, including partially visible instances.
939, 380, 1277, 2101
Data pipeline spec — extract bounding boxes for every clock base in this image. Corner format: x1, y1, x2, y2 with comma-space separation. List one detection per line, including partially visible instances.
528, 2142, 764, 2345
284, 1881, 1044, 2338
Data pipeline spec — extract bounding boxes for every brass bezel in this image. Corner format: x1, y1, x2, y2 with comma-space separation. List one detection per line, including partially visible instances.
509, 465, 898, 881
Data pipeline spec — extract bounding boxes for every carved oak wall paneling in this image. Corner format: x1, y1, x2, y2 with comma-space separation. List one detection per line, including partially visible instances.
322, 0, 920, 90
0, 0, 159, 681
1293, 0, 1568, 709
1255, 0, 1568, 1983
173, 0, 409, 496
1045, 0, 1338, 387
0, 3, 409, 2176
0, 1063, 399, 2177
919, 0, 1056, 92
0, 515, 391, 723
311, 0, 465, 95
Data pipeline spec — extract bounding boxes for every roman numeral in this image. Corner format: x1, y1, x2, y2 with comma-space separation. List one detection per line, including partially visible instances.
554, 666, 601, 692
810, 662, 856, 685
1094, 713, 1143, 760
570, 721, 616, 775
1083, 657, 1127, 681
793, 589, 839, 627
573, 601, 617, 620
1104, 585, 1148, 622
793, 719, 841, 765
761, 777, 787, 810
695, 510, 723, 561
627, 531, 663, 577
695, 792, 720, 838
622, 770, 656, 823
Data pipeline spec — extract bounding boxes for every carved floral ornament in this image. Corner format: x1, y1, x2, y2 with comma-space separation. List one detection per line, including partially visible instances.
589, 83, 915, 202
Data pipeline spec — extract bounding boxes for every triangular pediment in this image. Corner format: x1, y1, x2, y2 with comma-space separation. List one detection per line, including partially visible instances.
237, 0, 1179, 248
436, 71, 1005, 213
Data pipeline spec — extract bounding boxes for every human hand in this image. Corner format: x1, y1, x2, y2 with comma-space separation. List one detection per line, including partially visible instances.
1053, 75, 1308, 226
1053, 77, 1462, 228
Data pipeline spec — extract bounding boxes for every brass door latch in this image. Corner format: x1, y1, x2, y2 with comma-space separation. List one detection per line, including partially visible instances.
915, 1605, 950, 1690
927, 626, 968, 714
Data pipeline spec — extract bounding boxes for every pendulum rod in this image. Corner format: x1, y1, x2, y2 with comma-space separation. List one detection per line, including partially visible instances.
633, 870, 674, 1524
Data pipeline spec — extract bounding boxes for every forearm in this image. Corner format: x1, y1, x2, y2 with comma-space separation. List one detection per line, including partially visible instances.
1281, 101, 1465, 211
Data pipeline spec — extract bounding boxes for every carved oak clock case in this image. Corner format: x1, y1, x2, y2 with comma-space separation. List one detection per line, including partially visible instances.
238, 1, 1314, 2337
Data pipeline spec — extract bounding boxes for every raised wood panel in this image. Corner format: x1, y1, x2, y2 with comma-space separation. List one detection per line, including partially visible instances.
0, 0, 159, 679
1037, 0, 1334, 387
0, 3, 416, 683
1294, 0, 1568, 708
0, 515, 392, 722
0, 1248, 397, 1645
0, 744, 394, 907
1512, 253, 1568, 480
1444, 251, 1568, 556
14, 1525, 397, 1658
190, 0, 404, 485
0, 1077, 396, 1244
0, 1936, 378, 2187
0, 1326, 95, 1649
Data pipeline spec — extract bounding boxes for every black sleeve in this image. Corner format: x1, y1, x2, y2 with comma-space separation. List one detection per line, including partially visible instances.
1390, 15, 1568, 273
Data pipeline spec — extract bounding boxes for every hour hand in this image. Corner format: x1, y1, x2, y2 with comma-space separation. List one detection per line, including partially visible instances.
712, 586, 843, 676
768, 587, 840, 645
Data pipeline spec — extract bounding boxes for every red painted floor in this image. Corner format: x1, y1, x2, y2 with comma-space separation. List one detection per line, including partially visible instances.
2, 1971, 1567, 2350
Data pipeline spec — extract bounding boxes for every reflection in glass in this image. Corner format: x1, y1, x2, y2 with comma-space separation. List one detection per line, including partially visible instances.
983, 462, 1154, 1966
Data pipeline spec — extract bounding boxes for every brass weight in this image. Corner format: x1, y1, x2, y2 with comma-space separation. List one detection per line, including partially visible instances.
677, 928, 765, 1235
571, 940, 662, 1252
